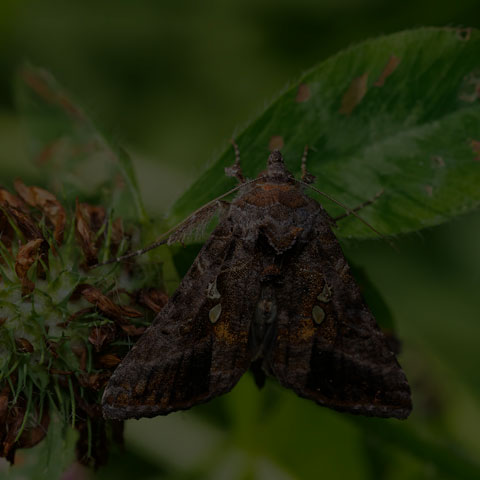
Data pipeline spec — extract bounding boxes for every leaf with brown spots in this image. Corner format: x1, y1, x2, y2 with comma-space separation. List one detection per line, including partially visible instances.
169, 29, 480, 239
295, 83, 311, 102
374, 55, 401, 87
339, 73, 368, 115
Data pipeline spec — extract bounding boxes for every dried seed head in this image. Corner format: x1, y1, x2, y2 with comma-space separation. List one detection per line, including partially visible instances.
0, 180, 167, 468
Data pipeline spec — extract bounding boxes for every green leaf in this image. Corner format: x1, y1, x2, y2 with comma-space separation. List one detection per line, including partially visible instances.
15, 65, 148, 223
169, 27, 480, 239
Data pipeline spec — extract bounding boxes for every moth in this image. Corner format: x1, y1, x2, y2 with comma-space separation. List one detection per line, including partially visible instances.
102, 147, 412, 420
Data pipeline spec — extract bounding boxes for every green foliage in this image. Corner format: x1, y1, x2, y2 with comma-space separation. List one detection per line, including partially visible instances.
170, 28, 480, 239
15, 65, 148, 224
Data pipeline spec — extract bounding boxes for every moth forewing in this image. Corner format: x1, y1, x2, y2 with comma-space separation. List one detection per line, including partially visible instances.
102, 150, 412, 420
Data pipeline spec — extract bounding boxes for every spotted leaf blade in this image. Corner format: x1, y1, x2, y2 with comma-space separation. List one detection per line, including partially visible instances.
169, 27, 480, 239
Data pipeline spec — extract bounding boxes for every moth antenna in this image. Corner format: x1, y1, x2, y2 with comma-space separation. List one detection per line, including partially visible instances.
225, 140, 246, 183
298, 180, 395, 248
231, 139, 241, 165
92, 176, 265, 268
300, 145, 315, 184
334, 189, 384, 222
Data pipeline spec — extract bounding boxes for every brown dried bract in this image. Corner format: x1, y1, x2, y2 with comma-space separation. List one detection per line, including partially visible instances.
98, 354, 122, 368
45, 339, 59, 358
77, 285, 143, 322
17, 408, 50, 450
339, 73, 368, 115
0, 389, 48, 463
15, 338, 34, 353
1, 405, 26, 460
63, 307, 96, 328
111, 217, 124, 251
137, 288, 169, 313
0, 212, 14, 251
75, 200, 100, 266
14, 180, 66, 245
4, 205, 44, 242
374, 55, 401, 87
0, 189, 25, 210
88, 324, 117, 352
78, 372, 111, 391
74, 201, 121, 266
81, 204, 106, 233
15, 238, 44, 295
0, 387, 9, 424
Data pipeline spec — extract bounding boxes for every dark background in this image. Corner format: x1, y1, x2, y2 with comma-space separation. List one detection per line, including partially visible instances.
1, 1, 480, 479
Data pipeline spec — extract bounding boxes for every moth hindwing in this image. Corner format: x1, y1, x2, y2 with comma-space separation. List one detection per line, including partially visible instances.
102, 150, 412, 420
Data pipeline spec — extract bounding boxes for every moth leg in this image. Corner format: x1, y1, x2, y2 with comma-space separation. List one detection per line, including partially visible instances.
334, 189, 384, 222
225, 140, 246, 183
300, 145, 316, 184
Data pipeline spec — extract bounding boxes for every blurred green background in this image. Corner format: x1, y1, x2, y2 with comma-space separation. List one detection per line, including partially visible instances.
1, 1, 480, 479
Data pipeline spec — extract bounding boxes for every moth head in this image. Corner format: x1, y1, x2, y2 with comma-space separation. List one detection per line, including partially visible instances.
266, 150, 289, 179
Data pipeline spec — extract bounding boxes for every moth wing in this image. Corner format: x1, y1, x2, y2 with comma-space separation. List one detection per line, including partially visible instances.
265, 224, 412, 419
103, 218, 261, 420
